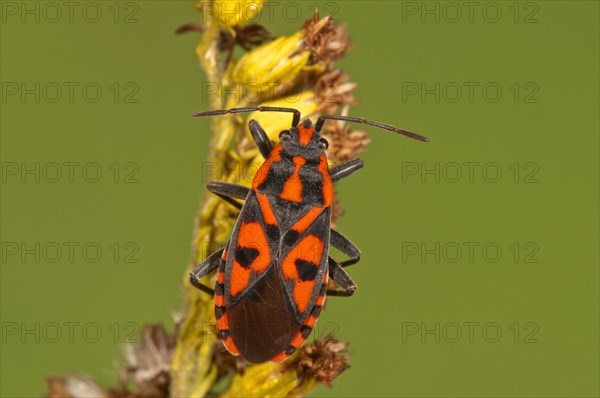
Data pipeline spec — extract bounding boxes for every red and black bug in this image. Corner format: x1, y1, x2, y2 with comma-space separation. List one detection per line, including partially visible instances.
190, 106, 428, 363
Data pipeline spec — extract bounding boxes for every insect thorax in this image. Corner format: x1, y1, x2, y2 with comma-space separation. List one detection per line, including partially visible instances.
255, 150, 332, 208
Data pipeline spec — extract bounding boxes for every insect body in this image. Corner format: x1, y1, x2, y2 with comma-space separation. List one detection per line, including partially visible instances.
190, 107, 428, 363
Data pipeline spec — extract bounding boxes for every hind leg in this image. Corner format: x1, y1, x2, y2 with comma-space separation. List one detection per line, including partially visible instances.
190, 248, 224, 295
329, 228, 361, 268
326, 257, 357, 297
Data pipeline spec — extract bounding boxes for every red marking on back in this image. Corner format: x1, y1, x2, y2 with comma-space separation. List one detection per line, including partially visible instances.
230, 221, 271, 297
230, 263, 251, 298
223, 336, 240, 355
297, 124, 315, 145
305, 315, 318, 328
215, 293, 225, 306
282, 234, 324, 313
318, 154, 333, 206
270, 351, 288, 363
291, 206, 323, 235
291, 331, 305, 347
257, 192, 278, 225
314, 274, 328, 308
315, 294, 326, 307
279, 156, 306, 202
216, 312, 239, 355
213, 246, 241, 357
216, 310, 228, 328
253, 144, 283, 189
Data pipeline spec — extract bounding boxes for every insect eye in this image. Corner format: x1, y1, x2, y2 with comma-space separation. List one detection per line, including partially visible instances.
319, 137, 329, 149
279, 130, 290, 140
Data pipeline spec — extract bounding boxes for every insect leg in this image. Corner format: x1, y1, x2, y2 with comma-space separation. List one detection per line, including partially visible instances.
329, 228, 361, 268
207, 181, 250, 210
330, 159, 364, 182
190, 248, 224, 295
326, 257, 357, 297
248, 120, 274, 159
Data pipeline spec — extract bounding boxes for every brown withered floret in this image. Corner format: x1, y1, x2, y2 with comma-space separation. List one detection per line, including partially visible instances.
297, 336, 351, 386
119, 324, 176, 397
302, 11, 352, 66
47, 374, 110, 398
315, 70, 357, 115
324, 105, 371, 164
47, 376, 72, 398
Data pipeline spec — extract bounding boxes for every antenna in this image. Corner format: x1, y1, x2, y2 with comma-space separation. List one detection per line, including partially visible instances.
193, 106, 301, 128
315, 115, 429, 142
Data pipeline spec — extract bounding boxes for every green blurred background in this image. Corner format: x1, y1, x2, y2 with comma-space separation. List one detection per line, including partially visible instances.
1, 1, 598, 397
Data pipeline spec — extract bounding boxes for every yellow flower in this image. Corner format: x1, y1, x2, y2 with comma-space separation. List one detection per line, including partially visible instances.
221, 362, 297, 398
231, 32, 310, 100
213, 0, 265, 28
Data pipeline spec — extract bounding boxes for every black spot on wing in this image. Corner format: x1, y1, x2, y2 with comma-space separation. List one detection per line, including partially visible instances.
235, 247, 259, 268
266, 224, 280, 242
295, 259, 318, 281
284, 229, 300, 246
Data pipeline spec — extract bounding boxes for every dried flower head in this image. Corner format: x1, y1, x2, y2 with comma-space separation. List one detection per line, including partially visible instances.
303, 11, 352, 67
323, 105, 370, 163
315, 70, 358, 115
47, 374, 107, 398
297, 336, 351, 386
122, 324, 176, 394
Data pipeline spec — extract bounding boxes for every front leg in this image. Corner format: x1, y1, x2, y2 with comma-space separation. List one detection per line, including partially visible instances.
207, 181, 250, 210
248, 120, 274, 159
